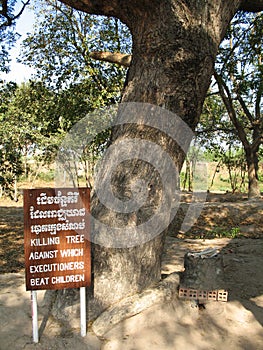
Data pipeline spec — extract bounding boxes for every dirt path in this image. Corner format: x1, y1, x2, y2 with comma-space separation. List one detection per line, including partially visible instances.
0, 237, 263, 350
0, 195, 262, 349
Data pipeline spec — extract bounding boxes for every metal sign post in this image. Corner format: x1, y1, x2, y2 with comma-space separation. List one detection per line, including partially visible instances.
31, 291, 39, 343
80, 287, 86, 337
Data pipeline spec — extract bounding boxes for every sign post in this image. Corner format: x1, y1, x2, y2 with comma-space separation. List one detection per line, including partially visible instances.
24, 188, 91, 342
31, 291, 39, 343
80, 287, 86, 337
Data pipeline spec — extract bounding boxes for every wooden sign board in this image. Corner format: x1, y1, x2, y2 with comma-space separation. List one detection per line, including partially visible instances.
24, 188, 91, 291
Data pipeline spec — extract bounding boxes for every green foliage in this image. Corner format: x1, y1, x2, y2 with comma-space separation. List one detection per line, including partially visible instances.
37, 170, 55, 182
0, 0, 30, 72
0, 77, 116, 196
220, 12, 263, 99
11, 0, 132, 190
0, 26, 19, 72
0, 141, 23, 199
209, 226, 241, 239
0, 0, 16, 72
0, 80, 62, 197
198, 12, 263, 196
20, 0, 131, 90
0, 81, 22, 197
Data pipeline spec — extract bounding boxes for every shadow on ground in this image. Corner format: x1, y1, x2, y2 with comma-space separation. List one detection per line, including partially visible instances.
0, 197, 262, 349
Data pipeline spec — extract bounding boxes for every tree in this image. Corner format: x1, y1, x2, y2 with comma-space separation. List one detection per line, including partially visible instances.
90, 12, 263, 197
214, 12, 263, 198
0, 80, 58, 196
0, 80, 22, 198
19, 0, 131, 186
198, 93, 250, 194
54, 0, 263, 314
20, 0, 130, 89
0, 0, 30, 72
0, 0, 30, 27
0, 78, 116, 195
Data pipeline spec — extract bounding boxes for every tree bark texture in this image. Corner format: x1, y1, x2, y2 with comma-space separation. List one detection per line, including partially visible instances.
57, 0, 263, 314
246, 148, 261, 199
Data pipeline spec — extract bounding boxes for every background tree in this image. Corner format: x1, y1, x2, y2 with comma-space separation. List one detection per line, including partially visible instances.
18, 0, 132, 188
0, 80, 22, 198
0, 78, 118, 195
0, 0, 30, 72
213, 12, 263, 198
20, 0, 130, 90
0, 0, 131, 198
198, 93, 249, 194
0, 80, 58, 197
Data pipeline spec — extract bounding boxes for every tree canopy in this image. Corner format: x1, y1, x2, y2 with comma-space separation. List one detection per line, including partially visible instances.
214, 12, 262, 197
0, 0, 30, 72
20, 0, 131, 89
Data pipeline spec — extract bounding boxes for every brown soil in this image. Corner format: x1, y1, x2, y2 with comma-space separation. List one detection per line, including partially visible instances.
0, 193, 262, 349
169, 192, 263, 239
0, 204, 25, 273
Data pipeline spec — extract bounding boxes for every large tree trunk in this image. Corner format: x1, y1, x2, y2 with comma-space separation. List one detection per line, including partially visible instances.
90, 1, 241, 313
56, 0, 263, 315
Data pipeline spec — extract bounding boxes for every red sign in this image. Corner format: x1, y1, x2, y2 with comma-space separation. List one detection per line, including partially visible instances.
24, 188, 91, 291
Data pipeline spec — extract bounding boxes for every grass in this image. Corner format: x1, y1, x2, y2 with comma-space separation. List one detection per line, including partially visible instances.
208, 227, 242, 239
181, 162, 263, 194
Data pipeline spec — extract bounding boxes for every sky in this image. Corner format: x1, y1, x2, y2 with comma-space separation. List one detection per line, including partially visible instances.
0, 3, 36, 83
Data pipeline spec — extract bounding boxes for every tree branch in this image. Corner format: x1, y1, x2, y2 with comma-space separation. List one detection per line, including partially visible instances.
58, 0, 263, 18
251, 134, 263, 152
0, 0, 12, 26
0, 0, 31, 28
58, 0, 159, 27
57, 0, 119, 16
57, 0, 132, 25
236, 93, 255, 124
60, 0, 263, 16
214, 71, 250, 150
255, 80, 262, 121
196, 127, 237, 136
89, 51, 131, 67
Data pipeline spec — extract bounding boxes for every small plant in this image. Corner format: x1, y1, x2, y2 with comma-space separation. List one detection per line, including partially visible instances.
38, 170, 55, 182
229, 227, 241, 238
210, 226, 241, 238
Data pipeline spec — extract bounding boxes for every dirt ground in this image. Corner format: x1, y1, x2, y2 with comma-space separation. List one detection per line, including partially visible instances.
0, 193, 263, 349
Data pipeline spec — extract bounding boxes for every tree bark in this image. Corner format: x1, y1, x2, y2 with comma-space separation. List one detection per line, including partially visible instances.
90, 2, 237, 313
246, 149, 261, 199
240, 0, 263, 12
56, 0, 263, 315
58, 0, 263, 17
